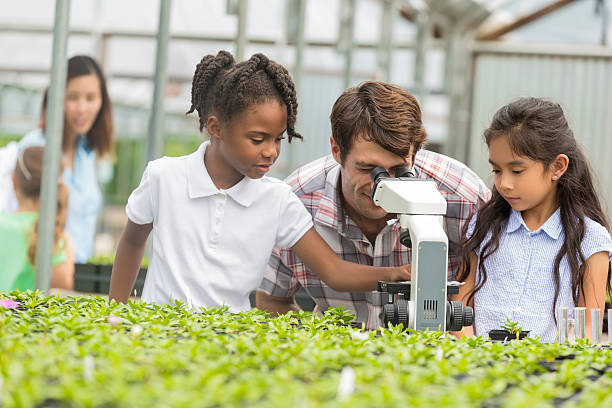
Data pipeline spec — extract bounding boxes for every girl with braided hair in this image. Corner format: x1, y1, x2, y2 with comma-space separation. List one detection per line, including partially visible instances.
110, 51, 409, 311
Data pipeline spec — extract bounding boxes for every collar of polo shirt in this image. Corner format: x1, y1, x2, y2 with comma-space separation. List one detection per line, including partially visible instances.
186, 142, 259, 207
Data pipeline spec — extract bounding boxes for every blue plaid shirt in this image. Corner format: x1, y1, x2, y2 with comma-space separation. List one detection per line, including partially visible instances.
469, 208, 612, 342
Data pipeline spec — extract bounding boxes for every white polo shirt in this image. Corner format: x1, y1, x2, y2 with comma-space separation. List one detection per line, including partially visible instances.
126, 141, 313, 312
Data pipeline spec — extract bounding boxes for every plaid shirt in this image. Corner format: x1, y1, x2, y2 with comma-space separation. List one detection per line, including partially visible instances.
259, 150, 491, 329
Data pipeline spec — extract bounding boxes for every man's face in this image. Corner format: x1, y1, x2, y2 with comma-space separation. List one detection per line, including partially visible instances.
332, 136, 413, 221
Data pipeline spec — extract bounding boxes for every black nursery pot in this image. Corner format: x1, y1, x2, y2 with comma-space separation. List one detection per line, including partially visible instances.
489, 329, 530, 341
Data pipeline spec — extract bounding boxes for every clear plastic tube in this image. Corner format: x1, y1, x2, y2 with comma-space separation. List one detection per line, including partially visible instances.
574, 307, 586, 340
558, 307, 569, 343
608, 309, 611, 344
590, 308, 601, 344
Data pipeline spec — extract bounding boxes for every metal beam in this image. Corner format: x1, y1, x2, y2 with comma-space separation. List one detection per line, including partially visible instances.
91, 0, 104, 64
293, 0, 307, 94
597, 0, 609, 45
413, 9, 429, 104
443, 7, 494, 162
35, 0, 70, 292
339, 0, 356, 88
236, 0, 247, 61
0, 24, 440, 50
476, 0, 580, 41
378, 0, 395, 81
472, 41, 612, 58
146, 0, 171, 163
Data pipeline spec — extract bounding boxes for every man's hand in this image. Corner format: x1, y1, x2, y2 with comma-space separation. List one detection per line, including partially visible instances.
255, 291, 301, 315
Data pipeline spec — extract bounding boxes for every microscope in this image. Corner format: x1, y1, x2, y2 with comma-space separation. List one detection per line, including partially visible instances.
371, 166, 473, 332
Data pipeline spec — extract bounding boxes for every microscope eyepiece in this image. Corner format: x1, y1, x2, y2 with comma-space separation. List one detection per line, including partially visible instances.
370, 167, 390, 202
395, 167, 415, 178
370, 166, 390, 183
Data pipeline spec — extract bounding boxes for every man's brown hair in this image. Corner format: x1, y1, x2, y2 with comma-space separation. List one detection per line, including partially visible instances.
330, 81, 427, 163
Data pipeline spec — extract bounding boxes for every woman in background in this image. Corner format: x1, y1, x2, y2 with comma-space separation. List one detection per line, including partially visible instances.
18, 55, 114, 263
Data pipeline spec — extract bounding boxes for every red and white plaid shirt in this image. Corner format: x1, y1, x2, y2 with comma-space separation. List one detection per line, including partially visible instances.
259, 150, 490, 329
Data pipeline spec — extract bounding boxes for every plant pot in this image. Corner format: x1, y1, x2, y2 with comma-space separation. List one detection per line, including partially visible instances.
97, 265, 113, 294
97, 265, 146, 296
73, 263, 99, 292
489, 329, 530, 341
133, 267, 147, 297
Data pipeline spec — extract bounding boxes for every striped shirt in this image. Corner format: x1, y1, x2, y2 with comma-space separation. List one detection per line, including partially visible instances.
259, 150, 490, 329
469, 208, 612, 342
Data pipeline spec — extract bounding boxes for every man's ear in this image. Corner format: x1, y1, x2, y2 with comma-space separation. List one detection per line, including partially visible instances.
206, 116, 223, 141
551, 153, 569, 180
330, 135, 341, 164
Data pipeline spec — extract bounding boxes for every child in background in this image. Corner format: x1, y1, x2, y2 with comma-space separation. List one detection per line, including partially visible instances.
0, 146, 74, 291
455, 97, 612, 342
110, 51, 409, 311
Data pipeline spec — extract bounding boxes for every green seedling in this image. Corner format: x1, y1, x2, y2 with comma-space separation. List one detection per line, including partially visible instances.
0, 291, 609, 408
501, 309, 524, 339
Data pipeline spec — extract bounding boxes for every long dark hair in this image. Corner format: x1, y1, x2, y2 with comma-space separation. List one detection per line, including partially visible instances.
459, 97, 611, 322
41, 55, 113, 156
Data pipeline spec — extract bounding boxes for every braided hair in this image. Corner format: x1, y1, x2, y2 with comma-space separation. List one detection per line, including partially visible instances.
186, 50, 301, 142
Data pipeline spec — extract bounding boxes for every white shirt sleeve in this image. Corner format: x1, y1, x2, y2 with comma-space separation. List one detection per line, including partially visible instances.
125, 163, 155, 225
276, 188, 313, 248
0, 142, 18, 213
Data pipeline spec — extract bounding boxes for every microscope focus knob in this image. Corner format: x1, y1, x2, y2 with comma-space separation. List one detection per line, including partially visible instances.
382, 299, 410, 328
382, 303, 395, 326
447, 301, 464, 331
396, 299, 409, 327
463, 305, 474, 327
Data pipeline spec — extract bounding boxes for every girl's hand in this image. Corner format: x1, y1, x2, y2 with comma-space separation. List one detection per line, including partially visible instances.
451, 325, 474, 339
387, 265, 411, 282
292, 228, 411, 292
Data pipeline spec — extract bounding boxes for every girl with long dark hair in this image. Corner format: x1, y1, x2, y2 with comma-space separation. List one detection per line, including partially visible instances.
455, 97, 612, 342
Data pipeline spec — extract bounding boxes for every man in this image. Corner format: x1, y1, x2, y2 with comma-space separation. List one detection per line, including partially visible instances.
257, 81, 490, 329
